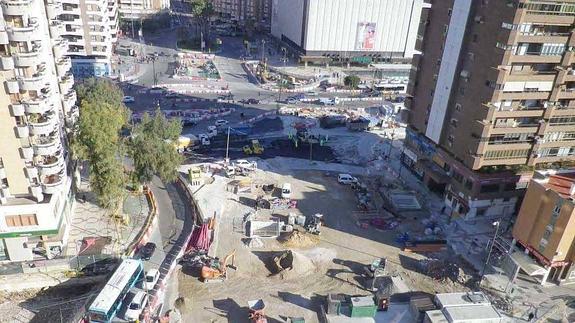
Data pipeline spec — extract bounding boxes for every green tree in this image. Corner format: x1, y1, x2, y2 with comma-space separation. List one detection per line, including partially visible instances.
128, 108, 183, 184
344, 75, 361, 89
191, 0, 214, 47
72, 78, 130, 209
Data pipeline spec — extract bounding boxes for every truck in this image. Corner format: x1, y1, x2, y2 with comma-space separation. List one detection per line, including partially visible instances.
346, 117, 370, 131
174, 134, 209, 152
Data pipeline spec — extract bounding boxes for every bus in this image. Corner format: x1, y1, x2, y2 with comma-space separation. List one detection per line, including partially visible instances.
88, 259, 144, 323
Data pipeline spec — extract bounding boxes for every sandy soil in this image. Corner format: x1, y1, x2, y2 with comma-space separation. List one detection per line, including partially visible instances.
178, 167, 468, 322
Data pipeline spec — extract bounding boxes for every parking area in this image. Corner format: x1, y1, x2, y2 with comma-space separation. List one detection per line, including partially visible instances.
175, 157, 470, 322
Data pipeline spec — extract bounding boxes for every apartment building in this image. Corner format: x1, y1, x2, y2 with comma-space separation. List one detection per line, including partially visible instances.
211, 0, 271, 31
511, 170, 575, 285
119, 0, 170, 19
405, 0, 575, 220
59, 0, 118, 78
0, 0, 77, 261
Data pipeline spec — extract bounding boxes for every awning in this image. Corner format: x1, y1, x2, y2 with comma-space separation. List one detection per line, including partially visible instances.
510, 250, 548, 276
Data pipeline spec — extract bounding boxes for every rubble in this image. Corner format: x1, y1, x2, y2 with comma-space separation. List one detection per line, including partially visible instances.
280, 230, 320, 248
271, 250, 317, 280
244, 237, 264, 248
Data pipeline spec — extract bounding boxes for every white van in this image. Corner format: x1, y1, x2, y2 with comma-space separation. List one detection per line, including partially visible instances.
124, 291, 149, 321
281, 183, 292, 199
338, 174, 358, 185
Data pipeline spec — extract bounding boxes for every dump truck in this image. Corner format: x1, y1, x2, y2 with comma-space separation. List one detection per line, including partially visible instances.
243, 139, 264, 155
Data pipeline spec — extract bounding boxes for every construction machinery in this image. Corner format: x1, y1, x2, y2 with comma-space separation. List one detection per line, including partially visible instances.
243, 139, 264, 155
200, 249, 237, 282
305, 213, 324, 235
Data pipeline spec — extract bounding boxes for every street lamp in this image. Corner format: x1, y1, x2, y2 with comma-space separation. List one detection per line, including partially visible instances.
479, 221, 501, 287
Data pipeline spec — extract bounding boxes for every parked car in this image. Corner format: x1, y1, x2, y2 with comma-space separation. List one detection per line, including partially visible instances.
81, 258, 120, 276
337, 174, 358, 185
306, 91, 318, 96
214, 119, 229, 128
281, 183, 292, 199
198, 134, 211, 146
165, 92, 182, 98
207, 126, 218, 138
242, 98, 260, 104
122, 96, 135, 103
235, 159, 257, 169
318, 98, 336, 106
286, 98, 298, 104
124, 291, 149, 321
140, 242, 156, 261
140, 269, 160, 290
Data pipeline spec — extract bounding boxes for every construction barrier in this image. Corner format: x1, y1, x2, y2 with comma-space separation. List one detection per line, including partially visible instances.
125, 186, 158, 257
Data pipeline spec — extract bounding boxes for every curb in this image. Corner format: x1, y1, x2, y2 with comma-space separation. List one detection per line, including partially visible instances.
125, 186, 158, 257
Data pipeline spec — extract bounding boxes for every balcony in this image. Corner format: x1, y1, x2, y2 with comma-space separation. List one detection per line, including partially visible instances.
15, 124, 29, 138
28, 113, 58, 136
510, 53, 562, 64
13, 46, 43, 67
1, 0, 33, 16
37, 153, 65, 176
42, 172, 66, 194
30, 183, 43, 201
0, 55, 13, 70
59, 73, 74, 93
66, 105, 79, 127
0, 28, 8, 44
0, 160, 5, 178
49, 20, 65, 37
33, 134, 61, 155
7, 18, 40, 42
55, 57, 72, 76
5, 78, 18, 93
10, 103, 24, 116
25, 165, 38, 179
21, 146, 33, 160
24, 96, 53, 114
52, 38, 68, 58
18, 70, 48, 91
62, 90, 77, 110
46, 2, 63, 19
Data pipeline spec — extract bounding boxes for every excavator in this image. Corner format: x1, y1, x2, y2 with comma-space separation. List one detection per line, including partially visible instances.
200, 249, 237, 283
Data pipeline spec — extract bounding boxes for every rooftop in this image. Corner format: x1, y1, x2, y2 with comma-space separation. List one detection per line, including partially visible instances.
536, 170, 575, 198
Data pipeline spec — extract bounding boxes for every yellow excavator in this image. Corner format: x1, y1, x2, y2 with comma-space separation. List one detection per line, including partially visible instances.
243, 139, 264, 155
200, 249, 237, 282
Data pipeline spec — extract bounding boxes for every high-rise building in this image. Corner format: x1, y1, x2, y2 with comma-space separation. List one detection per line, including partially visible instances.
511, 170, 575, 285
0, 0, 77, 261
59, 0, 119, 78
270, 0, 429, 89
211, 0, 272, 31
119, 0, 170, 20
405, 0, 575, 220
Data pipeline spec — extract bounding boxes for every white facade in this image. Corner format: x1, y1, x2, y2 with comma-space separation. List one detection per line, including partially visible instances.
60, 0, 118, 77
119, 0, 169, 19
271, 0, 426, 58
425, 0, 472, 144
0, 0, 77, 261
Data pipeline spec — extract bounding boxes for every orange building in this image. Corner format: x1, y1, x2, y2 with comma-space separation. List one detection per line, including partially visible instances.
512, 170, 575, 285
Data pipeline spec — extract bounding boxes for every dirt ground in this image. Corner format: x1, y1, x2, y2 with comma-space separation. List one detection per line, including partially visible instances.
178, 168, 470, 322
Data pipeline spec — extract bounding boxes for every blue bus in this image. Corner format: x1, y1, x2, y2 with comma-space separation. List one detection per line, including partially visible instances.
88, 259, 144, 322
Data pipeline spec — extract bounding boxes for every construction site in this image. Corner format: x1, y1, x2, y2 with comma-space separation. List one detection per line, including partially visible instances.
174, 151, 479, 322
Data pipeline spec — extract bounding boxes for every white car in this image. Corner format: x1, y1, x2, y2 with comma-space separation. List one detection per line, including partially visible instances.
122, 96, 135, 103
214, 119, 229, 128
338, 174, 358, 185
281, 183, 292, 199
198, 134, 210, 146
124, 291, 149, 321
235, 159, 257, 169
286, 98, 298, 104
207, 126, 218, 138
140, 269, 159, 290
306, 91, 318, 96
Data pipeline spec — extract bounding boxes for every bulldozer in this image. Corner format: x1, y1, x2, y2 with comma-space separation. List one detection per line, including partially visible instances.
201, 249, 237, 283
243, 139, 264, 155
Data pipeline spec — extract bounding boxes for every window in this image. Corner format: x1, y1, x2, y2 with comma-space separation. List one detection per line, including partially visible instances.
480, 184, 500, 193
450, 118, 458, 128
484, 149, 530, 160
501, 22, 515, 30
539, 238, 548, 252
448, 8, 452, 17
5, 214, 38, 227
476, 208, 487, 217
464, 179, 473, 190
455, 103, 462, 111
453, 171, 464, 183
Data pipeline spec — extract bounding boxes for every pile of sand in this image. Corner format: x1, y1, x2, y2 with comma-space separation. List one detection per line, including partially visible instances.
272, 250, 317, 280
280, 230, 320, 248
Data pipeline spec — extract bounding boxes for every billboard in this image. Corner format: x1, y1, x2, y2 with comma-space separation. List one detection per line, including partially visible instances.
355, 22, 376, 50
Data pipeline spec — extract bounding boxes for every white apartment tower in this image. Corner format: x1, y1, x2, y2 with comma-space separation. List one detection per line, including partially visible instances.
59, 0, 118, 78
0, 0, 77, 261
119, 0, 169, 19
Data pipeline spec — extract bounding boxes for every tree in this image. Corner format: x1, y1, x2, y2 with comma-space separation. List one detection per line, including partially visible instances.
128, 108, 183, 184
191, 0, 214, 46
72, 78, 130, 209
344, 75, 361, 89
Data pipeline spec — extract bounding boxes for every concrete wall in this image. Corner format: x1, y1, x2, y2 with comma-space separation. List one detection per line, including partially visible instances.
271, 0, 305, 47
